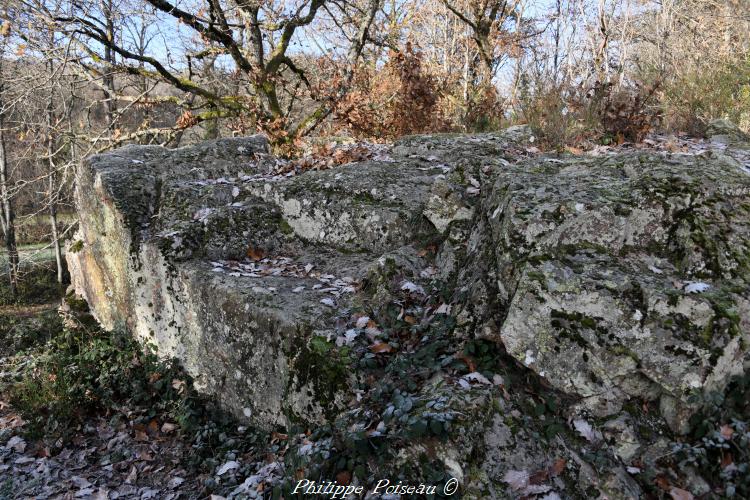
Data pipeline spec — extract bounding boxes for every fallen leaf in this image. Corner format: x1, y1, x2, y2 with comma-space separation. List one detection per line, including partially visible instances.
216, 460, 240, 476
503, 469, 529, 490
529, 468, 549, 485
550, 458, 566, 476
161, 422, 177, 434
720, 424, 734, 440
336, 470, 352, 486
355, 316, 370, 329
669, 487, 694, 500
125, 466, 138, 484
246, 246, 265, 261
655, 475, 671, 491
5, 436, 26, 453
369, 342, 395, 354
572, 419, 600, 442
172, 379, 186, 393
456, 354, 476, 372
271, 431, 288, 443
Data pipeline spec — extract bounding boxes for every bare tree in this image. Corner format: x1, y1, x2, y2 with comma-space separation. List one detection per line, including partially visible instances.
0, 24, 19, 297
36, 0, 383, 150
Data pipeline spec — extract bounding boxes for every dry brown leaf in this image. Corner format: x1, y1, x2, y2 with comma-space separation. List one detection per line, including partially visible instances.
246, 245, 265, 261
550, 458, 566, 476
176, 111, 198, 129
456, 354, 476, 373
369, 342, 395, 353
270, 431, 288, 443
528, 468, 549, 485
655, 475, 671, 491
336, 470, 352, 486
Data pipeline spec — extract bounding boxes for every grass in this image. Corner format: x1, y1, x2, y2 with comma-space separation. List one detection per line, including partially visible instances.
0, 243, 63, 266
13, 212, 76, 247
0, 244, 67, 306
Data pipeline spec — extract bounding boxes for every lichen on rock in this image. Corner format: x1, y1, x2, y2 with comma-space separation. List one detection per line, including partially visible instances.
68, 127, 750, 497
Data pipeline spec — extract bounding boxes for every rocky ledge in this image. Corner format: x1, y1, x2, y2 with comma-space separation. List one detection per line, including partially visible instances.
68, 124, 750, 497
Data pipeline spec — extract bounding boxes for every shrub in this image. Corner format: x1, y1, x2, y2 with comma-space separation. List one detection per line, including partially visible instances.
336, 44, 447, 140
655, 57, 750, 136
3, 295, 185, 440
518, 80, 592, 149
0, 309, 62, 357
519, 78, 661, 149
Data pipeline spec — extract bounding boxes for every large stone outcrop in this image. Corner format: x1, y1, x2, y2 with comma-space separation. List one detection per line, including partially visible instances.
68, 125, 750, 497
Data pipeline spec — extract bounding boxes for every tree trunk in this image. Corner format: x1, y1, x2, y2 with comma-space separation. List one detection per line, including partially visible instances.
101, 0, 117, 130
46, 55, 64, 285
0, 89, 19, 298
48, 191, 64, 285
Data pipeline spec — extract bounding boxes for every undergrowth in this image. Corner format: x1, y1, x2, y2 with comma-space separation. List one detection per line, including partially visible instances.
0, 294, 266, 477
665, 374, 750, 497
0, 261, 65, 306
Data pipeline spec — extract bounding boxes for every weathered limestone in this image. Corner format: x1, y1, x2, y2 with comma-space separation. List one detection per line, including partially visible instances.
470, 149, 750, 431
69, 125, 750, 495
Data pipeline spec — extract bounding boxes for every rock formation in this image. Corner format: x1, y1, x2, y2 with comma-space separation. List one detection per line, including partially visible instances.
68, 124, 750, 497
